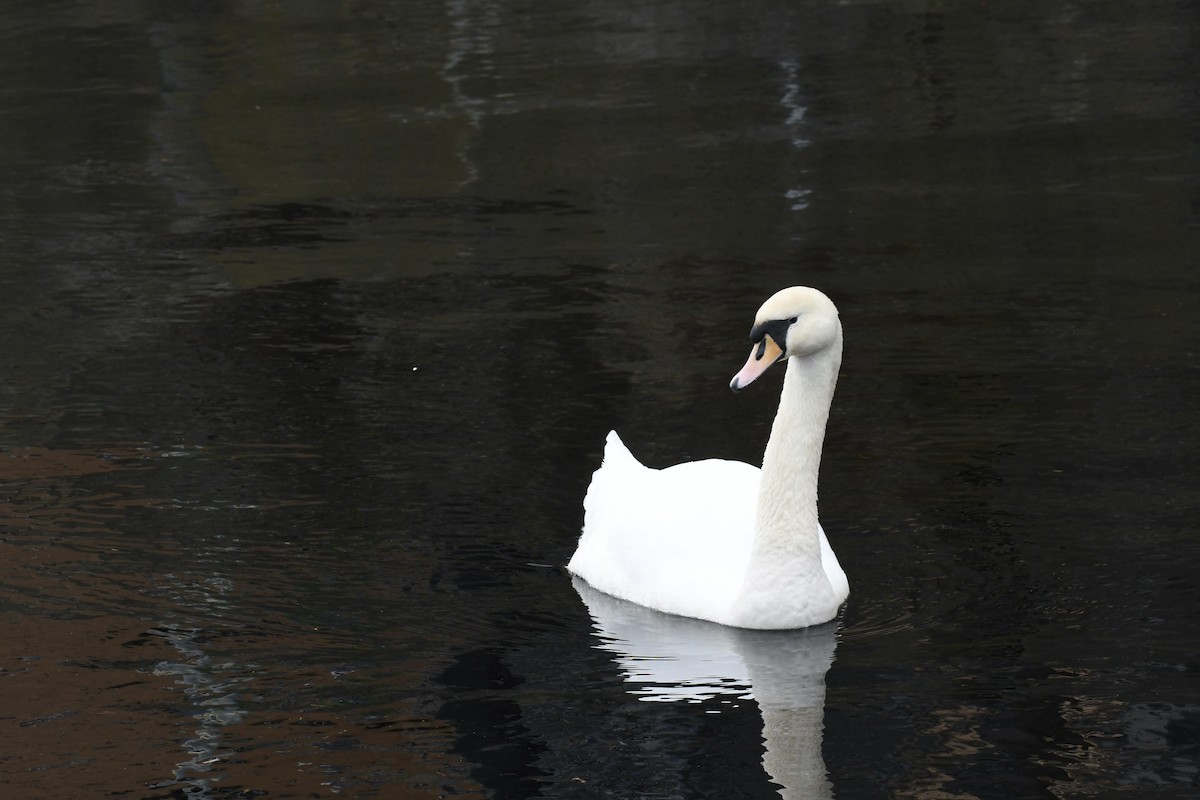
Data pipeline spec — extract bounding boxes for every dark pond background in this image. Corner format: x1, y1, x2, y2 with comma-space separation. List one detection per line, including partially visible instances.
1, 1, 1198, 798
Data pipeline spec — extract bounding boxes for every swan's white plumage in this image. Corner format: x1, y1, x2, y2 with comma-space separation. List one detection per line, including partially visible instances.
568, 286, 850, 630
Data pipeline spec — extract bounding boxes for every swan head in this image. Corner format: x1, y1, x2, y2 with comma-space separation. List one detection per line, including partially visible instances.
729, 287, 840, 392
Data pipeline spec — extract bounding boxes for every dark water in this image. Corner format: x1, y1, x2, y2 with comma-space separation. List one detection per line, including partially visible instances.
1, 1, 1198, 797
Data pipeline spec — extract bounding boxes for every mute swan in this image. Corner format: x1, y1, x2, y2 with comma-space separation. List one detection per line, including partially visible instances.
568, 286, 848, 630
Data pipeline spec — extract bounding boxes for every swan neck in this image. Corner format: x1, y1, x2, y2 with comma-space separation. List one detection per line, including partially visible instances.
755, 331, 841, 553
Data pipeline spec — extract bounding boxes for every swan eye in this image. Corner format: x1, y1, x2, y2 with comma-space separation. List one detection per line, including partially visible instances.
788, 316, 798, 324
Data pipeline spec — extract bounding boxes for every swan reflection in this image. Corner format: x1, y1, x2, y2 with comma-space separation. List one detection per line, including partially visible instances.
575, 578, 837, 799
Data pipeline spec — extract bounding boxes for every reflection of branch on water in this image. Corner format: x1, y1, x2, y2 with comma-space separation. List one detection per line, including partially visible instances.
149, 577, 250, 797
574, 577, 836, 800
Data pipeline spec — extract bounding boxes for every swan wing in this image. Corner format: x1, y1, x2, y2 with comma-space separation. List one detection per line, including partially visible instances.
817, 524, 848, 603
569, 431, 759, 623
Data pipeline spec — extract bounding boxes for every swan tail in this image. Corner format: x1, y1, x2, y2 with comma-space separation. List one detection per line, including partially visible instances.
582, 431, 640, 514
601, 429, 637, 467
571, 431, 646, 578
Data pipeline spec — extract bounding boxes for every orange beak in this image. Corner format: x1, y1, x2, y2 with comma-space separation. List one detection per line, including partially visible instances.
729, 335, 784, 392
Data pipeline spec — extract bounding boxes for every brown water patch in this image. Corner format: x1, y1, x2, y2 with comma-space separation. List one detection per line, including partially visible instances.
0, 613, 179, 796
0, 447, 147, 481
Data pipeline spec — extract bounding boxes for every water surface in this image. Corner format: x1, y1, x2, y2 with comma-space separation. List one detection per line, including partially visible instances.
0, 1, 1197, 798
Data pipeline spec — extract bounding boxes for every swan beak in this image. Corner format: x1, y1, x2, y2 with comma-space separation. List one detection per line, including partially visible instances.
730, 336, 783, 392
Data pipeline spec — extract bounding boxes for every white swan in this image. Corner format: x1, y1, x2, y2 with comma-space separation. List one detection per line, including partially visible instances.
568, 286, 848, 630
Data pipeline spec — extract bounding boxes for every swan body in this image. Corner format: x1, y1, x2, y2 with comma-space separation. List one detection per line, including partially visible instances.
568, 287, 849, 630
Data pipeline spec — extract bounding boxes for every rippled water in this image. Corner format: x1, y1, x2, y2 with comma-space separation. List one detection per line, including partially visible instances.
0, 1, 1197, 798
